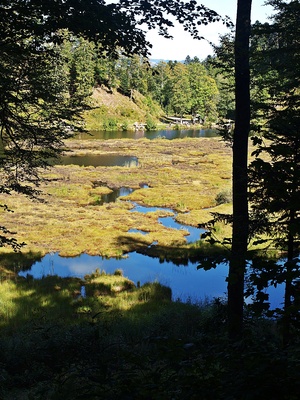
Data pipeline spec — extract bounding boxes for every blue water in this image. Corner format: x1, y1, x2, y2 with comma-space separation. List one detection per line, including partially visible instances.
19, 252, 229, 303
129, 202, 205, 243
18, 251, 285, 308
18, 195, 285, 308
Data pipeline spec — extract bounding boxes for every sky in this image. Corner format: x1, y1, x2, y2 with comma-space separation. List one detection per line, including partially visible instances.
146, 0, 275, 61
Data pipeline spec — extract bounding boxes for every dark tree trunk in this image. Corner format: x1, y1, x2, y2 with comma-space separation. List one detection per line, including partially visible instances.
228, 0, 252, 340
282, 173, 298, 345
282, 225, 294, 345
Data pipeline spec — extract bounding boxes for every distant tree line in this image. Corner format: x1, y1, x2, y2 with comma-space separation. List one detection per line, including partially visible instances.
57, 37, 224, 123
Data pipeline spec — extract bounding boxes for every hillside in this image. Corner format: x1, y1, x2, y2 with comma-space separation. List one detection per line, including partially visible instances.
84, 86, 165, 131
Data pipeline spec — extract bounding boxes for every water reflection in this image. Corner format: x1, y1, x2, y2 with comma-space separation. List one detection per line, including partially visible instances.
157, 216, 204, 243
59, 154, 138, 167
130, 202, 205, 243
18, 252, 285, 308
75, 129, 219, 140
100, 187, 133, 204
19, 252, 228, 303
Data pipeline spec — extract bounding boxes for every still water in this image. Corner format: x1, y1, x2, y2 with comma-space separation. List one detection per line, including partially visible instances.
20, 194, 215, 302
60, 154, 138, 167
19, 252, 229, 303
75, 128, 218, 140
130, 202, 204, 244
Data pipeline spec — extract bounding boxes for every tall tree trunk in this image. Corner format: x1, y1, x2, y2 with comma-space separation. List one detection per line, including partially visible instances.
282, 229, 293, 345
228, 0, 252, 340
282, 197, 297, 345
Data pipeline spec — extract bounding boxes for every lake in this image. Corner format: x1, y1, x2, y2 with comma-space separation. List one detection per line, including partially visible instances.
60, 128, 217, 167
75, 128, 219, 140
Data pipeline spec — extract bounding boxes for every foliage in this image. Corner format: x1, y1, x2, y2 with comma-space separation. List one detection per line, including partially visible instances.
188, 61, 219, 121
202, 0, 300, 339
102, 117, 118, 131
168, 63, 192, 117
145, 115, 157, 131
205, 34, 235, 120
67, 35, 96, 103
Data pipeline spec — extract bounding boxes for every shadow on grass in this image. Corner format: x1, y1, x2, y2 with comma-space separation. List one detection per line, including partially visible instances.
0, 251, 44, 277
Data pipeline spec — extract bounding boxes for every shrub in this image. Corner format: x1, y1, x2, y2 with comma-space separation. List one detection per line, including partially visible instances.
119, 107, 134, 117
215, 188, 232, 205
145, 116, 157, 131
121, 122, 128, 131
102, 117, 118, 131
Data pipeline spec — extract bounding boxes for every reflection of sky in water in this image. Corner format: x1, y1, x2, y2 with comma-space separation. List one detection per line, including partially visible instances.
19, 252, 284, 308
158, 216, 205, 243
19, 252, 228, 303
130, 203, 174, 214
130, 203, 205, 243
265, 284, 285, 309
19, 145, 285, 309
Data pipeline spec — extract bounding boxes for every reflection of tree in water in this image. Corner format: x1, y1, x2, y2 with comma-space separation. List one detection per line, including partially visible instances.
59, 155, 138, 167
0, 251, 43, 273
117, 234, 228, 267
99, 187, 133, 205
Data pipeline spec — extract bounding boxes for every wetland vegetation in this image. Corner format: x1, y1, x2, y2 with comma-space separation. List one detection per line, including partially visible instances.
0, 137, 233, 261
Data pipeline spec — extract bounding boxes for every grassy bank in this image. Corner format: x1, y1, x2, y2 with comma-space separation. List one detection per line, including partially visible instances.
84, 87, 211, 132
84, 87, 164, 131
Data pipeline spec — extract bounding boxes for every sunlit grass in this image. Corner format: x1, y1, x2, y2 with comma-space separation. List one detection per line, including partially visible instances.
0, 137, 234, 258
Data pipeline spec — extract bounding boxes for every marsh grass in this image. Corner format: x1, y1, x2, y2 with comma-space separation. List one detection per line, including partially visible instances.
0, 137, 235, 258
0, 270, 227, 395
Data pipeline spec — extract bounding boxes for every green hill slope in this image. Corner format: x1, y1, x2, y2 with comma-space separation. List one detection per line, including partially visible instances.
84, 86, 164, 131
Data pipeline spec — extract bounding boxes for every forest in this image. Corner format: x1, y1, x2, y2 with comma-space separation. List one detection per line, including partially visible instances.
0, 0, 300, 398
25, 33, 225, 126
